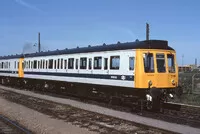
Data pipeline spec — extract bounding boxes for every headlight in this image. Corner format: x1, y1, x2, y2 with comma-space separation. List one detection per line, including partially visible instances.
148, 80, 152, 86
171, 79, 175, 85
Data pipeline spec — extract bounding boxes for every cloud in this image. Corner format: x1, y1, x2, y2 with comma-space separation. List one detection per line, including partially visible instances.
15, 0, 43, 12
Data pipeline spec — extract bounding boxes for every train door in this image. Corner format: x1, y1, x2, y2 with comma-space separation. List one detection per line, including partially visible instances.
102, 57, 109, 75
135, 50, 157, 88
88, 57, 93, 74
155, 53, 168, 87
18, 58, 24, 78
166, 53, 178, 87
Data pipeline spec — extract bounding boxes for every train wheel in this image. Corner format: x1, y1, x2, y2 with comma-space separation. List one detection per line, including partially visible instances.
146, 100, 153, 110
175, 86, 183, 98
146, 98, 161, 111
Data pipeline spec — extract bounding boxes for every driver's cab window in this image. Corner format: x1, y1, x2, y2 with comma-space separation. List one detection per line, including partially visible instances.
156, 53, 166, 73
143, 53, 154, 73
167, 54, 175, 73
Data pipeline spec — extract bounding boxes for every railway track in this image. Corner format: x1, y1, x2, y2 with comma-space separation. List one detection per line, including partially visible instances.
0, 114, 31, 134
0, 86, 175, 134
27, 87, 200, 128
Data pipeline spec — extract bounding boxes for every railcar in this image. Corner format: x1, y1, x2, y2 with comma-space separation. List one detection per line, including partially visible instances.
0, 40, 180, 110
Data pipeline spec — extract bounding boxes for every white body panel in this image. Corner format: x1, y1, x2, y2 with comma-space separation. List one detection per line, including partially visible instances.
0, 49, 136, 88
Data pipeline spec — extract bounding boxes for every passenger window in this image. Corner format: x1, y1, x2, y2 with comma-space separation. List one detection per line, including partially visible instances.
49, 59, 53, 69
64, 60, 67, 69
89, 58, 92, 70
129, 57, 134, 70
68, 58, 74, 69
40, 60, 42, 69
46, 60, 48, 69
33, 60, 37, 69
38, 61, 40, 69
80, 57, 87, 69
75, 59, 79, 69
104, 58, 108, 70
143, 53, 154, 73
28, 60, 31, 69
94, 57, 102, 69
110, 56, 120, 70
167, 54, 175, 73
43, 60, 45, 69
57, 59, 60, 69
54, 60, 56, 69
25, 62, 27, 69
156, 53, 166, 73
31, 61, 33, 69
24, 61, 26, 69
61, 59, 63, 69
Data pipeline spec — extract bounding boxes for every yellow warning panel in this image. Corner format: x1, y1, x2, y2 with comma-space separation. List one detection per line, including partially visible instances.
18, 58, 24, 78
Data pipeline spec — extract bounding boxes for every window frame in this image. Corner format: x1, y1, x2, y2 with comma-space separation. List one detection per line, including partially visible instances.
94, 57, 102, 69
33, 60, 37, 69
68, 58, 74, 69
167, 54, 176, 73
88, 58, 92, 70
143, 53, 154, 73
64, 59, 67, 69
110, 56, 120, 70
104, 58, 108, 70
156, 53, 166, 73
129, 57, 135, 71
61, 58, 63, 69
80, 57, 87, 69
48, 59, 53, 69
75, 59, 79, 69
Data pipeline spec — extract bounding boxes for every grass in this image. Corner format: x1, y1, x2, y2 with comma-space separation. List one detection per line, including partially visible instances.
173, 94, 200, 106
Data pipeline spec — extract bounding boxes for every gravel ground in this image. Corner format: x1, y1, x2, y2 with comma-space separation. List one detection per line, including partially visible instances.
0, 97, 97, 134
0, 86, 171, 134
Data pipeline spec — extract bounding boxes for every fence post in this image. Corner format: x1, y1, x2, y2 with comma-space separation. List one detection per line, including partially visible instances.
191, 73, 198, 94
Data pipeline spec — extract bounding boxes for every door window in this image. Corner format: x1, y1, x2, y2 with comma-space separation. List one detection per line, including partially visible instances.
156, 53, 166, 73
129, 57, 134, 70
143, 53, 154, 73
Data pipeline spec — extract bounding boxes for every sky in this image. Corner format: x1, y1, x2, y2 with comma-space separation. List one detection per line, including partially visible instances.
0, 0, 200, 65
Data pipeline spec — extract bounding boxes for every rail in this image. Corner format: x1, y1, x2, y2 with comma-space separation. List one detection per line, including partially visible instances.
0, 114, 31, 134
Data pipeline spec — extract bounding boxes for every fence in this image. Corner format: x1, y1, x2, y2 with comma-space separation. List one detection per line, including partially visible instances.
179, 72, 200, 95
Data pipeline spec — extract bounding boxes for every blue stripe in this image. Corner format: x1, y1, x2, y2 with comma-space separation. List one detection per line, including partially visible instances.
0, 70, 134, 81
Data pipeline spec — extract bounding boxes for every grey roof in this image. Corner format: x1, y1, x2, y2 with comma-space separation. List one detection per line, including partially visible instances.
0, 40, 174, 60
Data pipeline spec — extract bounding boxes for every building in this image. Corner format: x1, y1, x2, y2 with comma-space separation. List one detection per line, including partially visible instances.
178, 65, 192, 72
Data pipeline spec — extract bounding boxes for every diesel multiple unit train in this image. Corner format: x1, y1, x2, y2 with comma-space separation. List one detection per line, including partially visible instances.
0, 40, 180, 110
